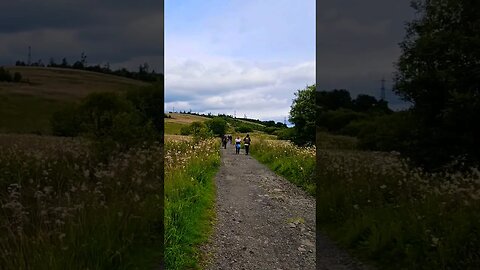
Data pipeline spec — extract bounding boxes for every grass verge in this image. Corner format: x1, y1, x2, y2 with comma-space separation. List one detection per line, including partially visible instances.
164, 138, 220, 269
250, 139, 315, 196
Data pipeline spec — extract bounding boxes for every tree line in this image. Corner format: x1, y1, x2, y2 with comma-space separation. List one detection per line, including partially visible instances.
15, 52, 163, 83
289, 0, 479, 171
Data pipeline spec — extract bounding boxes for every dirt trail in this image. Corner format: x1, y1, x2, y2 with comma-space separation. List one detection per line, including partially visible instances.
202, 144, 371, 270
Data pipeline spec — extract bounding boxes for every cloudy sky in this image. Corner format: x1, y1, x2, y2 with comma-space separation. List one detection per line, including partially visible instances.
0, 0, 163, 72
165, 0, 315, 123
317, 0, 416, 110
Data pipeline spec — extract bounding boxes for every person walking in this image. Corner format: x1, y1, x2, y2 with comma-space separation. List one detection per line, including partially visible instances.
222, 135, 228, 149
243, 134, 251, 155
235, 136, 241, 154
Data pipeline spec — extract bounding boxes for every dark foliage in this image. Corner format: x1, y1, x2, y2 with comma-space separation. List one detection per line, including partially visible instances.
0, 67, 23, 83
51, 84, 164, 160
393, 0, 480, 169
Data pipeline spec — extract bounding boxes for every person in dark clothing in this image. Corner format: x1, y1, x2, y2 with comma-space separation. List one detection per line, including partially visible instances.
243, 134, 251, 155
222, 135, 227, 149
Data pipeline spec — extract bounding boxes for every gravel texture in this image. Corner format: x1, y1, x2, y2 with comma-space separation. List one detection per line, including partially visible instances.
201, 144, 373, 270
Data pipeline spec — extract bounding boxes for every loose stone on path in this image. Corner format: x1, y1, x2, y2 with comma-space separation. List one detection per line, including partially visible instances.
201, 143, 372, 270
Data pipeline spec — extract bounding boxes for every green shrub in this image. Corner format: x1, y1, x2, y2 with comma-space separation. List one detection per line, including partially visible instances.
355, 112, 415, 152
180, 125, 191, 136
205, 117, 227, 136
125, 83, 164, 134
0, 67, 12, 82
180, 122, 212, 140
51, 106, 81, 137
235, 125, 253, 133
275, 127, 296, 141
264, 126, 279, 135
317, 108, 366, 132
50, 87, 164, 159
77, 92, 130, 138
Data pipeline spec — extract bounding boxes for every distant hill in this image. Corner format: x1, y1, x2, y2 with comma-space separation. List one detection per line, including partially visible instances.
165, 113, 210, 135
1, 66, 148, 100
165, 112, 288, 136
0, 67, 150, 134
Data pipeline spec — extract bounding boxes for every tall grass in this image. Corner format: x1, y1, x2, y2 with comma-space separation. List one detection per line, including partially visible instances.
316, 149, 480, 269
0, 135, 163, 269
251, 139, 315, 195
164, 138, 220, 269
316, 130, 357, 150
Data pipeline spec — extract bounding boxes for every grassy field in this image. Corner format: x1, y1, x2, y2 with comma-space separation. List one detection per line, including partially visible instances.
0, 93, 73, 134
315, 131, 480, 269
164, 137, 220, 269
0, 67, 147, 134
0, 134, 163, 269
316, 129, 358, 150
1, 67, 147, 100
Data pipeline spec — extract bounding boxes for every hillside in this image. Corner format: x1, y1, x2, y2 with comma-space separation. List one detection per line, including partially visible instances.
164, 113, 210, 135
0, 67, 149, 134
1, 66, 148, 100
163, 112, 286, 136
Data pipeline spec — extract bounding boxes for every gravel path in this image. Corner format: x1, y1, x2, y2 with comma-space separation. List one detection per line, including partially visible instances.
202, 144, 372, 270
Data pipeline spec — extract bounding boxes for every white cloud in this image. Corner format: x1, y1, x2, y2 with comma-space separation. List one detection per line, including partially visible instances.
165, 57, 314, 120
165, 0, 315, 121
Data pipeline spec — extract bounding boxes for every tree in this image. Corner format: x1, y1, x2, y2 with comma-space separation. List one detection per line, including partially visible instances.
103, 62, 111, 72
78, 92, 130, 138
48, 57, 56, 67
125, 83, 164, 134
316, 89, 352, 111
72, 61, 84, 69
61, 58, 68, 68
0, 67, 12, 82
205, 117, 227, 136
51, 106, 81, 136
394, 0, 480, 168
139, 62, 149, 74
289, 84, 318, 145
353, 94, 379, 112
80, 52, 87, 67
